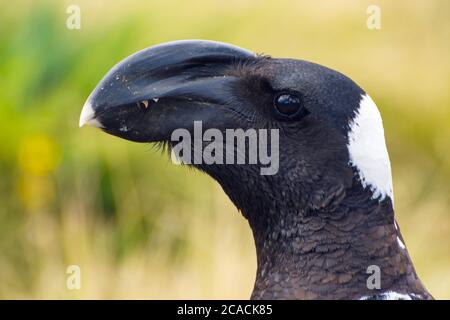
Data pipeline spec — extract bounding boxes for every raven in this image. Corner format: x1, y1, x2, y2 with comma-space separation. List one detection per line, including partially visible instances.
80, 40, 432, 300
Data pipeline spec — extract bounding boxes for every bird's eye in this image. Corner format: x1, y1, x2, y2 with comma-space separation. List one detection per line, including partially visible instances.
273, 93, 308, 120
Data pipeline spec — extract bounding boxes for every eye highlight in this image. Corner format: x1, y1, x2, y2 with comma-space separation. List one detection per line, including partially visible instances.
273, 92, 308, 120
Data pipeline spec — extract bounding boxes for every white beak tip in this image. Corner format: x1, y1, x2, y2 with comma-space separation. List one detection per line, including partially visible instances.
79, 100, 103, 128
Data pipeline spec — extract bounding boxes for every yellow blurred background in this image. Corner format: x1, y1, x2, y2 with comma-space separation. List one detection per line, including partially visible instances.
0, 0, 448, 299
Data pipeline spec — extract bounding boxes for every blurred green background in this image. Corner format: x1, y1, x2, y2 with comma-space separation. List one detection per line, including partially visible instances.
0, 0, 448, 299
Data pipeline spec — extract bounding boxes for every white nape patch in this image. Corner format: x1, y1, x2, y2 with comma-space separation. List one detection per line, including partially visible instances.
347, 94, 393, 202
397, 236, 406, 250
359, 291, 414, 300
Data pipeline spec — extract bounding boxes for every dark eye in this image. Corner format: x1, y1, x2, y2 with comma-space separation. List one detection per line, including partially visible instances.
273, 93, 308, 120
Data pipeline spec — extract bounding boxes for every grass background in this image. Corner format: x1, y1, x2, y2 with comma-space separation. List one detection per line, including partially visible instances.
0, 0, 448, 299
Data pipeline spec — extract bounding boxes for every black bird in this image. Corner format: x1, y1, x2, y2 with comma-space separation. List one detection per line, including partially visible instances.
80, 40, 433, 300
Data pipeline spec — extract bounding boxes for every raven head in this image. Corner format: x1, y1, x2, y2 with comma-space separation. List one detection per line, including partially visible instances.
80, 40, 393, 223
79, 41, 435, 300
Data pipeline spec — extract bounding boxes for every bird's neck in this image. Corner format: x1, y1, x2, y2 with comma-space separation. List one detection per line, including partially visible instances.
206, 165, 431, 299
245, 197, 428, 300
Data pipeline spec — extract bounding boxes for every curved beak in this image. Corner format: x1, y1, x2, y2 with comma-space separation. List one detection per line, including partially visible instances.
79, 40, 255, 142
